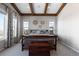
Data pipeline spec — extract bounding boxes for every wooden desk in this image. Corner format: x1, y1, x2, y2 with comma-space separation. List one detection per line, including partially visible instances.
21, 35, 57, 51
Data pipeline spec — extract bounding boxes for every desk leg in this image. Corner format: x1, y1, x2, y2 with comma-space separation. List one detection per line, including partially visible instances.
55, 37, 57, 51
22, 37, 24, 51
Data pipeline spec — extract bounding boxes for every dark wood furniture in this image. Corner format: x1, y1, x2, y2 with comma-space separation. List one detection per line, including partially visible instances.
29, 41, 50, 56
21, 35, 57, 51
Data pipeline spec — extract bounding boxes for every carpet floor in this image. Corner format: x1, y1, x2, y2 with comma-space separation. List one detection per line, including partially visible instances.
0, 41, 79, 56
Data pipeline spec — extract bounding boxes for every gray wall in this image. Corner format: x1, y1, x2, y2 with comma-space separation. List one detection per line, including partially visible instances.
57, 3, 79, 53
20, 16, 57, 34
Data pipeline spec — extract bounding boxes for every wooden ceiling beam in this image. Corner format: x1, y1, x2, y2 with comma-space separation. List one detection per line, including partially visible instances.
57, 3, 67, 15
29, 3, 34, 14
10, 3, 21, 15
11, 3, 67, 16
21, 13, 57, 16
44, 3, 49, 14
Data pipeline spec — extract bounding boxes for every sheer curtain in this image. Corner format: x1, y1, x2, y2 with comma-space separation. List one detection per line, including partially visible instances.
12, 12, 18, 43
7, 6, 19, 47
7, 8, 18, 47
7, 8, 13, 47
0, 4, 20, 49
0, 4, 8, 49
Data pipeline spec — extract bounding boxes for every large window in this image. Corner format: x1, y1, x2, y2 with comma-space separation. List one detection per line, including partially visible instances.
13, 15, 17, 37
0, 13, 4, 40
23, 22, 29, 30
49, 21, 55, 34
23, 21, 29, 34
0, 12, 8, 40
49, 22, 54, 30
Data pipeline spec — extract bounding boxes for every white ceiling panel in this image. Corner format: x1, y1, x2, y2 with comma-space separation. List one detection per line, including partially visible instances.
15, 3, 31, 13
47, 3, 62, 14
33, 3, 45, 14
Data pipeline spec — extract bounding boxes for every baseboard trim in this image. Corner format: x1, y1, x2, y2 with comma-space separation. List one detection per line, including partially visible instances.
59, 40, 79, 53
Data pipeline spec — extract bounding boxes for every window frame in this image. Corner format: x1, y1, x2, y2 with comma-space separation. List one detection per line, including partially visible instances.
49, 21, 55, 30
23, 21, 29, 34
23, 21, 29, 30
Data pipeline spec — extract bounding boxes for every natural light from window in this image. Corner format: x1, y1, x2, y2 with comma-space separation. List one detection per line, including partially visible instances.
49, 22, 54, 30
0, 13, 5, 40
23, 22, 29, 30
23, 21, 29, 35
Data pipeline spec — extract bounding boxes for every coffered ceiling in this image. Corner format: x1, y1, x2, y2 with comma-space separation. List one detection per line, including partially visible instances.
15, 3, 31, 13
11, 3, 67, 16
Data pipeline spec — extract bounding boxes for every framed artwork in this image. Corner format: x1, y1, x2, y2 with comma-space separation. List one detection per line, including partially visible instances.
40, 20, 45, 25
33, 20, 38, 25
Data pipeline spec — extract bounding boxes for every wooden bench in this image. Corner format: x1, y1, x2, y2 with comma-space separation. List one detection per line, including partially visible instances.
29, 41, 50, 56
